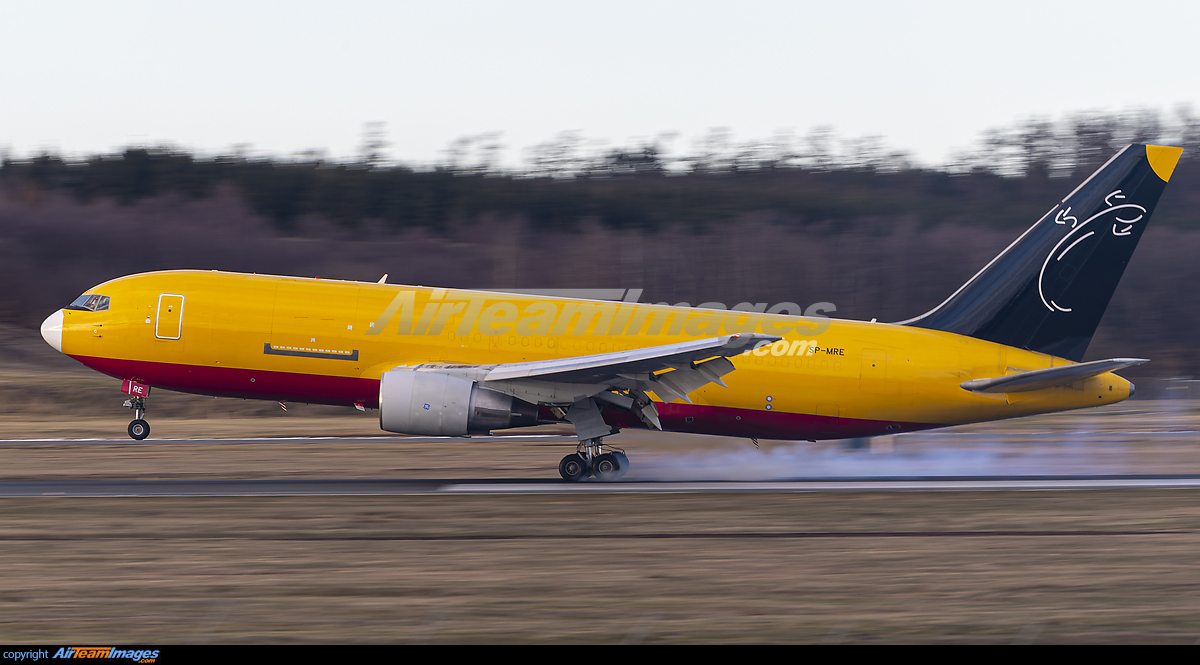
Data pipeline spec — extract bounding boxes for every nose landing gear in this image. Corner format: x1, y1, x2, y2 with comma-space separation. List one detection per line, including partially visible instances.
558, 437, 630, 482
124, 396, 150, 440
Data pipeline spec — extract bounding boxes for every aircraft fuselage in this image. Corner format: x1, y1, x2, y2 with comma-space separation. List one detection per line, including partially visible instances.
44, 270, 1132, 440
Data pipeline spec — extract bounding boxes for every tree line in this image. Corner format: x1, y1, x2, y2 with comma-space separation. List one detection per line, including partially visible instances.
1, 110, 1198, 387
3, 110, 1198, 233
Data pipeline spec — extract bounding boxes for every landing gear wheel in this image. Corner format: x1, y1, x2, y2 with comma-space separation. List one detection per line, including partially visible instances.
592, 453, 622, 481
128, 419, 150, 440
614, 452, 630, 479
559, 453, 590, 482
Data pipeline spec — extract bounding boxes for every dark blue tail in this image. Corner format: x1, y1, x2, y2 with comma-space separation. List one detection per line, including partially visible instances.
902, 144, 1182, 361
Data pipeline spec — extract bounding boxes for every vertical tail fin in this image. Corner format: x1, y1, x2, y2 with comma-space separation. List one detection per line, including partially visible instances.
903, 144, 1182, 361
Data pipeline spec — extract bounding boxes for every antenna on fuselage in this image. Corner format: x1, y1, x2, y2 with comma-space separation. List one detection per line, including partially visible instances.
377, 274, 388, 284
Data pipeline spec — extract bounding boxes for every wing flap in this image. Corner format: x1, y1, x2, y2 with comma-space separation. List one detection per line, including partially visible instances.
483, 333, 778, 384
960, 357, 1148, 393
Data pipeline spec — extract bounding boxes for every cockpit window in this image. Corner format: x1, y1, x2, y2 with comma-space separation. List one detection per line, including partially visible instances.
65, 294, 110, 312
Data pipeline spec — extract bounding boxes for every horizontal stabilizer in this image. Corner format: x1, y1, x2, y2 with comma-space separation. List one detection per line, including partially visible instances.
960, 358, 1148, 393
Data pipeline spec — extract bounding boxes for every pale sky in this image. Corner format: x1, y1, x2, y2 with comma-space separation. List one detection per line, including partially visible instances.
1, 0, 1196, 167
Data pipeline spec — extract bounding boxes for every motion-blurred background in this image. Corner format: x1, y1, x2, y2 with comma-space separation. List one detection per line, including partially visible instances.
3, 1, 1198, 387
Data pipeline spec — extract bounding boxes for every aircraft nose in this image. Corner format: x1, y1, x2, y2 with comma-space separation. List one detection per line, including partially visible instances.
40, 309, 64, 353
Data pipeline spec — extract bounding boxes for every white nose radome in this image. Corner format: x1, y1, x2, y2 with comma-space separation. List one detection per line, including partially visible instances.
40, 309, 63, 353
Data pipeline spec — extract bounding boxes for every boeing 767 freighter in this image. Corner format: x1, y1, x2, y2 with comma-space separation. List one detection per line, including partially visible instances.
39, 144, 1183, 480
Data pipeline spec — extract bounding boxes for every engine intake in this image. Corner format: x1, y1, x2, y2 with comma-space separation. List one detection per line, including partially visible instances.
379, 370, 538, 436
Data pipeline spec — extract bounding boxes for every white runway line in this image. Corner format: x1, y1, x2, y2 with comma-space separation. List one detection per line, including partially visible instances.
5, 476, 1200, 497
441, 478, 1200, 494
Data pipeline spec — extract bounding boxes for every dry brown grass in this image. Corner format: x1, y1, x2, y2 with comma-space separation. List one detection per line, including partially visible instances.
4, 491, 1200, 643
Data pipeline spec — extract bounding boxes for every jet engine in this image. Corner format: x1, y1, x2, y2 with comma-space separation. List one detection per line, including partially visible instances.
379, 369, 538, 436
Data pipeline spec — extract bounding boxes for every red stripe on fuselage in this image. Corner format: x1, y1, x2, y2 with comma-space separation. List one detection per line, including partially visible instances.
70, 355, 381, 407
70, 355, 939, 440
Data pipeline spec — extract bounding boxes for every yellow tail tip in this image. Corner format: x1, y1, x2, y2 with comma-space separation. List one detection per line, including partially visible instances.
1147, 144, 1183, 182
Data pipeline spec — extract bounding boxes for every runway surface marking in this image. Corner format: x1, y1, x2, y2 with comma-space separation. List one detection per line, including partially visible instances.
5, 476, 1200, 497
442, 478, 1200, 494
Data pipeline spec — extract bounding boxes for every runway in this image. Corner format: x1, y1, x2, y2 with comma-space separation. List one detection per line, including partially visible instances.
6, 429, 1200, 643
2, 431, 1196, 446
7, 475, 1200, 497
5, 432, 1200, 496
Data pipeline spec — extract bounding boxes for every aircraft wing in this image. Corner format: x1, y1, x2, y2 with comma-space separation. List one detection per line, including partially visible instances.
484, 333, 777, 382
960, 357, 1148, 393
483, 333, 780, 404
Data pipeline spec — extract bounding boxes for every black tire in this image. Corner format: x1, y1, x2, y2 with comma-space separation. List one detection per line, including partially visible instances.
128, 419, 150, 440
614, 452, 630, 479
558, 453, 589, 482
593, 453, 621, 481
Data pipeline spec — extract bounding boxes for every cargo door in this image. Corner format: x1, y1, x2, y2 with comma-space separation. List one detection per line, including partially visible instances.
155, 294, 185, 340
860, 348, 898, 395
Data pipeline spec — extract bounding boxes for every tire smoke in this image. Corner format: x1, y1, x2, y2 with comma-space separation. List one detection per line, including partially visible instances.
622, 431, 1132, 481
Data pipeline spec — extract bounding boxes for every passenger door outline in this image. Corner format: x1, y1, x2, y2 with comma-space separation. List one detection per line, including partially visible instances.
155, 294, 185, 340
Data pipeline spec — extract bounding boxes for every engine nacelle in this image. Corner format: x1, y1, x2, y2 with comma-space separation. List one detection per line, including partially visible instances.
379, 370, 538, 436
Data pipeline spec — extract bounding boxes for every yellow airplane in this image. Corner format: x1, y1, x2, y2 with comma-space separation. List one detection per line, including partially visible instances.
39, 144, 1183, 480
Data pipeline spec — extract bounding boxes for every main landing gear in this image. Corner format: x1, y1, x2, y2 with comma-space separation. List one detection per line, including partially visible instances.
559, 437, 630, 482
124, 396, 150, 440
